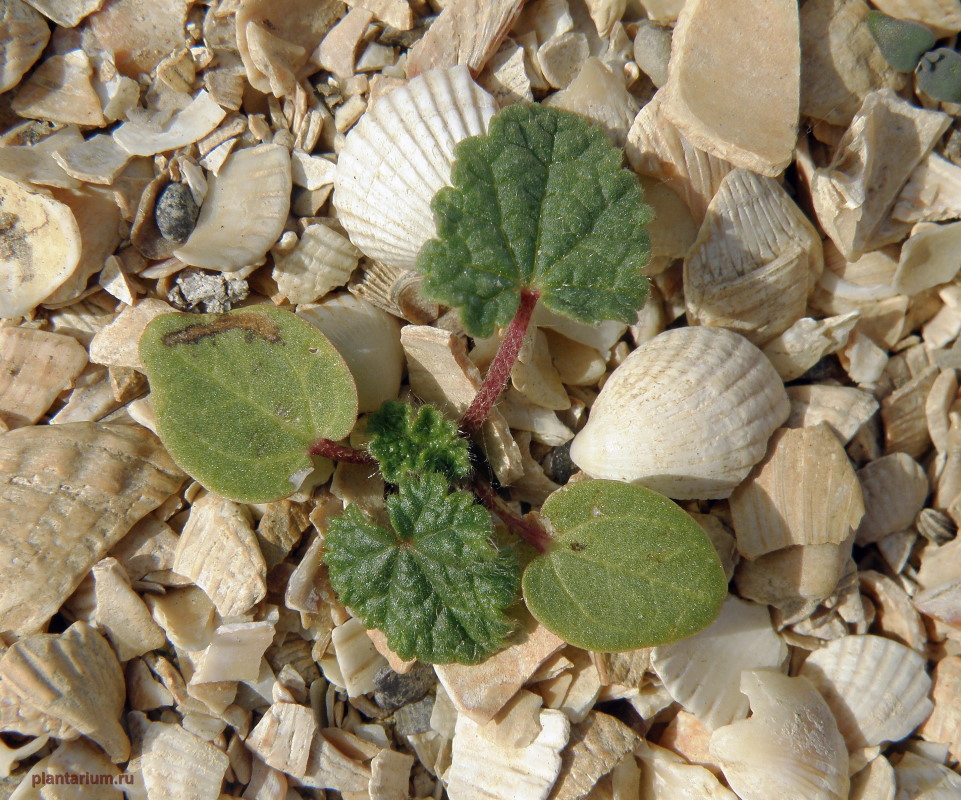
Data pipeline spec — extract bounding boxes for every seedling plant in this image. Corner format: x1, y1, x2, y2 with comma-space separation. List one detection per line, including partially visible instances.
140, 104, 727, 665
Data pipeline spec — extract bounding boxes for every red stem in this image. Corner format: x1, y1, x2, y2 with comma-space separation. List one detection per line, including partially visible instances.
474, 479, 552, 554
461, 289, 540, 433
308, 438, 375, 464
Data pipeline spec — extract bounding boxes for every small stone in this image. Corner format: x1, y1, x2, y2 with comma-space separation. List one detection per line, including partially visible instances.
155, 182, 199, 244
393, 695, 434, 736
168, 269, 249, 314
373, 662, 436, 711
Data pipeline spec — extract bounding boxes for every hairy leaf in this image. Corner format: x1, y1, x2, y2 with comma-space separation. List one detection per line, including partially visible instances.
918, 47, 961, 103
867, 11, 935, 73
523, 480, 727, 651
324, 474, 519, 664
140, 307, 357, 503
367, 401, 471, 484
418, 104, 653, 338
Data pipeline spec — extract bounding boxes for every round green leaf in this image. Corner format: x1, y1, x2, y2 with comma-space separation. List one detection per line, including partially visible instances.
523, 480, 727, 651
866, 11, 935, 73
140, 306, 357, 503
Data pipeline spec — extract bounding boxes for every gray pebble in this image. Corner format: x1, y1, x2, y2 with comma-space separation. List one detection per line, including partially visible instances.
393, 695, 434, 737
155, 182, 200, 244
373, 662, 435, 711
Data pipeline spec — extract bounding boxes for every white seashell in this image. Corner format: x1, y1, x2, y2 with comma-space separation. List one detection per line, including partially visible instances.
570, 326, 790, 499
892, 752, 961, 800
174, 144, 291, 271
11, 50, 105, 127
140, 720, 229, 799
113, 90, 226, 157
799, 634, 933, 750
331, 617, 390, 698
0, 0, 49, 93
637, 739, 738, 800
894, 221, 961, 296
919, 656, 961, 763
333, 65, 498, 270
89, 557, 165, 662
856, 453, 929, 545
272, 223, 361, 305
246, 701, 316, 780
709, 669, 849, 800
651, 596, 787, 730
730, 425, 864, 559
0, 175, 82, 319
849, 756, 895, 800
543, 57, 638, 146
684, 168, 823, 346
549, 712, 640, 800
299, 294, 404, 414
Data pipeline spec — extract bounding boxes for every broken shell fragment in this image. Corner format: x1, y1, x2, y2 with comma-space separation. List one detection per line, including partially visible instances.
174, 144, 291, 271
272, 223, 362, 305
0, 0, 50, 93
0, 175, 82, 319
570, 326, 790, 499
333, 65, 498, 269
856, 453, 929, 545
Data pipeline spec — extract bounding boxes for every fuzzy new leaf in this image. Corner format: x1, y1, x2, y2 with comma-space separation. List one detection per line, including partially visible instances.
523, 480, 727, 651
367, 401, 471, 484
418, 104, 653, 338
140, 307, 357, 503
866, 11, 935, 73
325, 475, 519, 664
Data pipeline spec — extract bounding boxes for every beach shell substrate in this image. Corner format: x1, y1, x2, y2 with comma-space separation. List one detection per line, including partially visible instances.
0, 0, 958, 798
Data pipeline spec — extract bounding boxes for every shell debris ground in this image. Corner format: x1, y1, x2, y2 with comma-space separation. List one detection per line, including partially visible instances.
0, 0, 959, 798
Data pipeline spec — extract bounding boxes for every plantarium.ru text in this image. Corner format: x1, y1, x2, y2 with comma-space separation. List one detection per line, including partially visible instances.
139, 100, 727, 664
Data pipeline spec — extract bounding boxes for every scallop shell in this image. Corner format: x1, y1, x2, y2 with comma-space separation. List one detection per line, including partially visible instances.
272, 222, 362, 305
709, 670, 849, 800
0, 0, 50, 93
800, 634, 933, 750
569, 326, 790, 499
348, 259, 440, 324
173, 143, 291, 271
298, 293, 405, 414
333, 65, 498, 269
0, 175, 82, 319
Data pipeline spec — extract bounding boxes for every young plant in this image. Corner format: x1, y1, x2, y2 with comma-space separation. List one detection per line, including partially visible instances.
138, 103, 727, 666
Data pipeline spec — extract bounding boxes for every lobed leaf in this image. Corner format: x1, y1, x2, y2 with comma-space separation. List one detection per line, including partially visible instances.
523, 480, 727, 651
417, 104, 653, 338
324, 474, 519, 664
139, 306, 357, 503
366, 400, 471, 484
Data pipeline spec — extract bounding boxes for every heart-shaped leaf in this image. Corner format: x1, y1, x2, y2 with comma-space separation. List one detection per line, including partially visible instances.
523, 480, 727, 651
140, 306, 357, 503
417, 104, 652, 338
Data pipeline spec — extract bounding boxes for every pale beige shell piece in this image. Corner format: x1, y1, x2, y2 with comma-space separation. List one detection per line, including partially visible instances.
140, 720, 229, 800
0, 622, 129, 761
512, 327, 570, 411
537, 32, 591, 89
881, 365, 939, 459
633, 20, 672, 88
639, 0, 685, 21
709, 670, 849, 800
499, 389, 573, 446
475, 689, 543, 748
913, 537, 961, 629
636, 739, 738, 800
684, 168, 823, 345
894, 152, 961, 225
90, 557, 165, 661
446, 709, 570, 800
893, 751, 961, 800
799, 0, 904, 127
52, 134, 132, 186
0, 176, 82, 319
478, 38, 533, 106
543, 58, 638, 146
570, 327, 790, 499
0, 328, 87, 428
88, 299, 175, 370
349, 259, 440, 325
736, 542, 853, 610
856, 453, 928, 545
809, 89, 951, 261
145, 586, 217, 653
190, 621, 275, 684
369, 749, 415, 800
333, 66, 497, 270
785, 384, 879, 444
113, 91, 226, 156
20, 0, 105, 26
0, 0, 49, 93
246, 701, 317, 780
871, 0, 961, 33
298, 293, 404, 413
800, 634, 934, 749
919, 656, 961, 762
625, 89, 734, 224
894, 221, 961, 296
0, 423, 184, 636
849, 756, 896, 800
20, 741, 123, 799
173, 144, 290, 271
401, 325, 523, 486
532, 303, 628, 358
331, 617, 389, 698
550, 711, 640, 800
763, 312, 859, 381
173, 492, 267, 618
300, 729, 371, 792
272, 223, 361, 305
11, 50, 105, 127
651, 596, 787, 730
435, 614, 565, 724
406, 0, 523, 76
0, 732, 49, 776
661, 0, 799, 176
730, 425, 864, 559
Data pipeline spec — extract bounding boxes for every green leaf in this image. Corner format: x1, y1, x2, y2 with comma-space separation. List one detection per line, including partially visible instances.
917, 47, 961, 103
367, 401, 471, 484
140, 306, 357, 503
418, 104, 653, 338
867, 11, 935, 73
523, 480, 727, 651
324, 474, 519, 664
